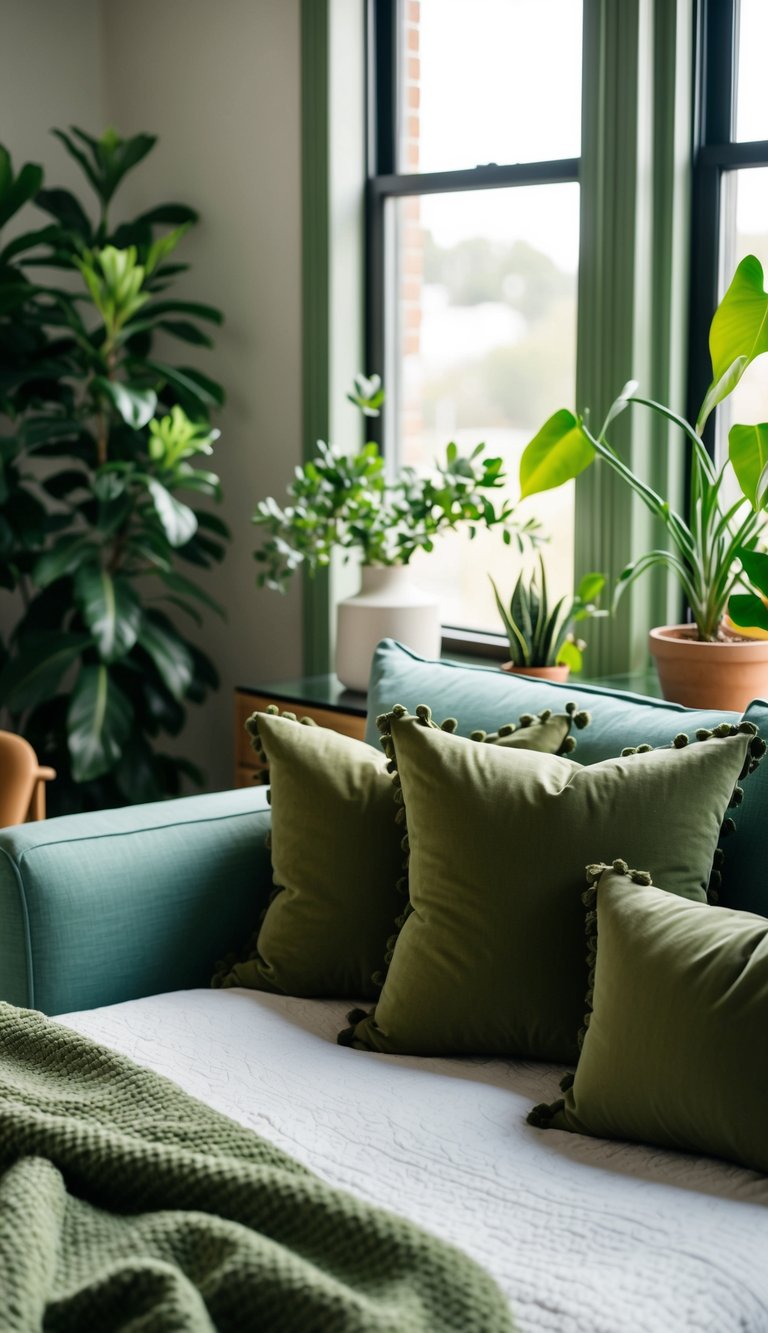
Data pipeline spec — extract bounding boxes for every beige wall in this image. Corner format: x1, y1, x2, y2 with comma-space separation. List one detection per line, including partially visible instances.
1, 0, 304, 792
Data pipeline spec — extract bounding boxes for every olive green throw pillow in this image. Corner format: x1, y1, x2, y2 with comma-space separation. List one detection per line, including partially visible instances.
213, 704, 585, 999
529, 862, 768, 1175
340, 717, 758, 1060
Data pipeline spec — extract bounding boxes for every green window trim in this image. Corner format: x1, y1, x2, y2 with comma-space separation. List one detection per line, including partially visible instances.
302, 0, 694, 678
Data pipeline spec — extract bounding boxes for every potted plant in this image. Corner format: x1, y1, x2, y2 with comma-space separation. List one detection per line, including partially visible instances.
517, 255, 768, 710
0, 129, 227, 812
253, 377, 541, 690
490, 558, 606, 682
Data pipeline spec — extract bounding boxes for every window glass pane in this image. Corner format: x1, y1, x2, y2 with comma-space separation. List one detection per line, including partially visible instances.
715, 168, 768, 465
735, 0, 768, 142
386, 184, 579, 634
399, 0, 582, 174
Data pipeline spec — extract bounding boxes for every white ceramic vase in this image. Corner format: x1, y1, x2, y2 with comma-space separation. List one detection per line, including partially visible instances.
335, 565, 441, 692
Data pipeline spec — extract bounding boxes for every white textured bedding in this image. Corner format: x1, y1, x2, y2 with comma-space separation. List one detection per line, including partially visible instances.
60, 988, 768, 1332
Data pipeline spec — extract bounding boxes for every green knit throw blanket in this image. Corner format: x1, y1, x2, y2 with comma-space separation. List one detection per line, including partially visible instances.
0, 1004, 515, 1332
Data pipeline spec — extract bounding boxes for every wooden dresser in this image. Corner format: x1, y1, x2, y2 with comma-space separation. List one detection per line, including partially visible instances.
234, 675, 368, 786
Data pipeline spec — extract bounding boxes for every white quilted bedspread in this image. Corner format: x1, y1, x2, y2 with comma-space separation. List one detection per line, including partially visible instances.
60, 988, 768, 1332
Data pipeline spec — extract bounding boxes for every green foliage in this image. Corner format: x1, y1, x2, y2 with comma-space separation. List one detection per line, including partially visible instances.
0, 126, 227, 812
253, 389, 542, 591
518, 256, 768, 643
729, 547, 768, 634
491, 557, 607, 672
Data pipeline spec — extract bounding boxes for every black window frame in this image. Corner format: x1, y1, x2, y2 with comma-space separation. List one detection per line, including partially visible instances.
688, 0, 768, 452
364, 0, 581, 656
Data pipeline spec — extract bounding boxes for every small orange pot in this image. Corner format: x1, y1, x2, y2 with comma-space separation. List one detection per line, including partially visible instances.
501, 662, 570, 683
649, 624, 768, 711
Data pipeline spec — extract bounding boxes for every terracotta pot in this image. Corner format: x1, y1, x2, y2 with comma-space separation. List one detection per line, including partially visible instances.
649, 624, 768, 711
500, 662, 570, 683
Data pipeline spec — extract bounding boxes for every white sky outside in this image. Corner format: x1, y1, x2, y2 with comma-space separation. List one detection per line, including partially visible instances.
416, 0, 582, 270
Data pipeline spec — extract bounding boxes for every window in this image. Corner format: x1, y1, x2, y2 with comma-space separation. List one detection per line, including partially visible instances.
690, 0, 768, 460
367, 0, 583, 640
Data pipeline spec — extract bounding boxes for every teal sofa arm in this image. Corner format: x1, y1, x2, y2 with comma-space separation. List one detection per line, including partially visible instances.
0, 786, 271, 1015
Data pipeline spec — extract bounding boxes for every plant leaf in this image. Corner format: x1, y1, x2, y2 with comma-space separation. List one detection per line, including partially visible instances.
92, 377, 157, 428
33, 533, 95, 589
74, 564, 142, 662
137, 615, 194, 701
728, 422, 768, 509
556, 638, 584, 672
735, 546, 768, 599
698, 255, 768, 433
576, 572, 606, 603
728, 592, 768, 633
519, 410, 595, 499
67, 664, 133, 781
147, 479, 198, 546
0, 631, 91, 712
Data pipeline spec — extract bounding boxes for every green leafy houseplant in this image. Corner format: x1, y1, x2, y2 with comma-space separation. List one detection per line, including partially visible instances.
491, 558, 607, 674
253, 374, 541, 590
518, 255, 768, 645
0, 128, 228, 813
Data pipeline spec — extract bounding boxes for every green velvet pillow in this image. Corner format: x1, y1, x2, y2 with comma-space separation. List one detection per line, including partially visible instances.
529, 861, 768, 1175
340, 714, 759, 1059
213, 703, 585, 999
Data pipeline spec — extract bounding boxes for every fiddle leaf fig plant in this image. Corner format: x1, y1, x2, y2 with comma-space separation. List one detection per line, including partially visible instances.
491, 558, 607, 673
0, 128, 227, 813
253, 385, 541, 591
518, 256, 768, 643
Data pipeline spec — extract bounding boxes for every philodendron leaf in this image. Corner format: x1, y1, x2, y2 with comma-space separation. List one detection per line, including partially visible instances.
137, 615, 194, 701
698, 255, 768, 434
147, 479, 198, 547
728, 592, 768, 633
735, 546, 768, 599
729, 423, 768, 509
74, 564, 142, 663
519, 410, 595, 499
93, 377, 157, 429
0, 632, 91, 712
67, 664, 133, 782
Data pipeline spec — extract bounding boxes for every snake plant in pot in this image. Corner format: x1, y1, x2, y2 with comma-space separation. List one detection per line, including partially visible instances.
518, 255, 768, 710
253, 377, 541, 690
0, 128, 227, 813
491, 558, 607, 681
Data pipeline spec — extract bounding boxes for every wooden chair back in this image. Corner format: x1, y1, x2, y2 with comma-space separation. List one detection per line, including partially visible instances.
0, 732, 56, 826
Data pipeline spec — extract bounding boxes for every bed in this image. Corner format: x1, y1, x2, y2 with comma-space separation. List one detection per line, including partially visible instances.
60, 986, 768, 1332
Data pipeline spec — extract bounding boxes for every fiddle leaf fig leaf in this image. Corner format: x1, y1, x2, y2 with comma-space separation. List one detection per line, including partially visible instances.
67, 664, 133, 781
74, 564, 142, 662
729, 422, 768, 509
698, 255, 768, 433
519, 410, 595, 499
0, 632, 91, 712
137, 615, 194, 701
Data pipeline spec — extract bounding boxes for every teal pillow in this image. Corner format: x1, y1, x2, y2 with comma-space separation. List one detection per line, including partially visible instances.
529, 861, 768, 1175
340, 714, 759, 1061
365, 639, 740, 760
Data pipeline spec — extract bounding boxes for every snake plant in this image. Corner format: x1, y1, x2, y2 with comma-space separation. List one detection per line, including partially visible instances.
491, 557, 607, 672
